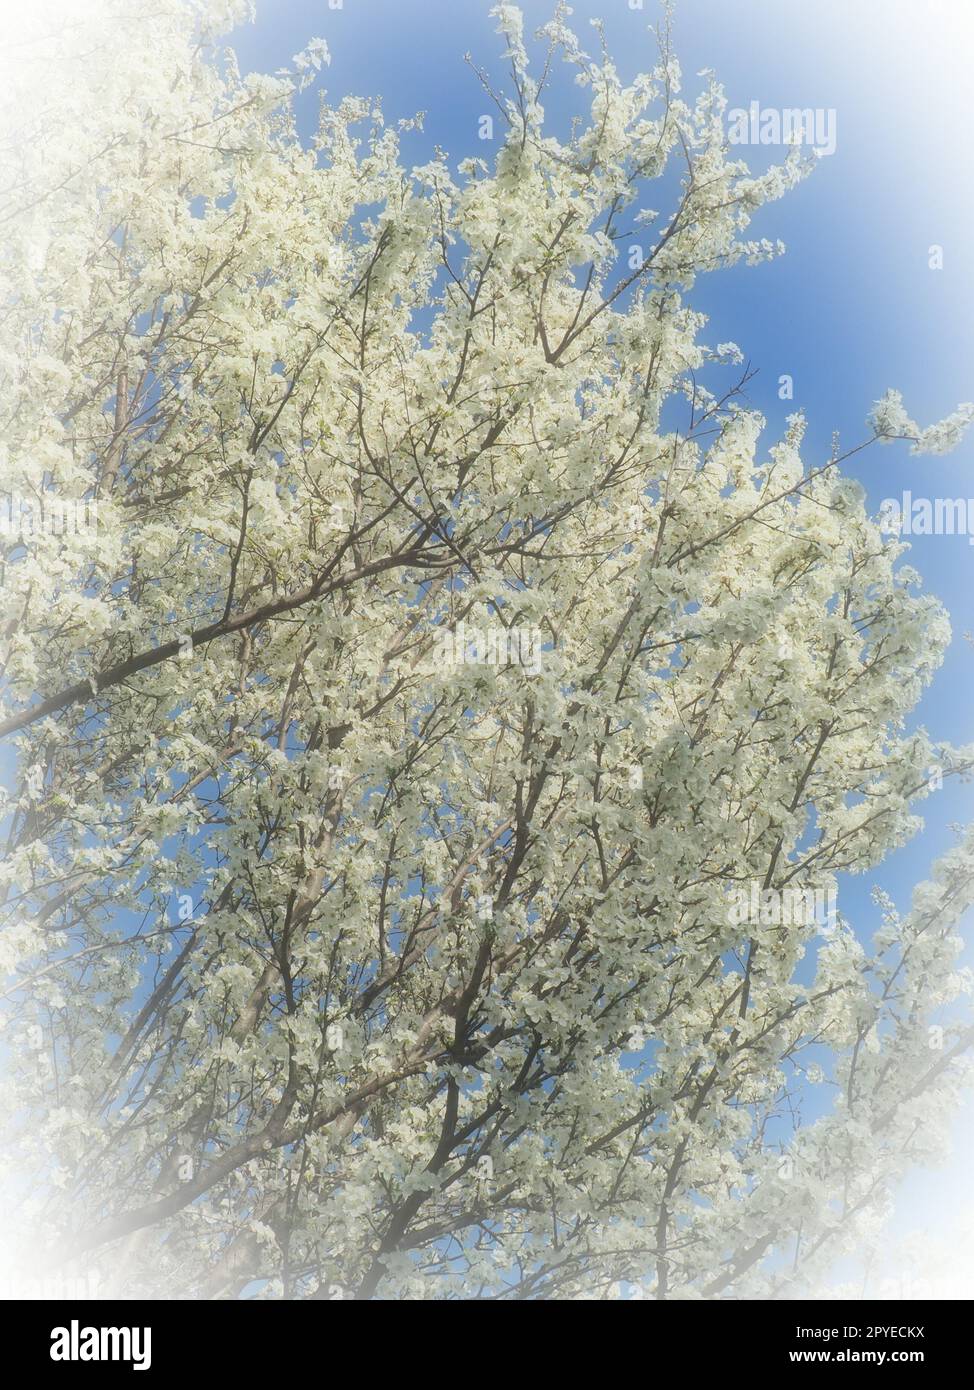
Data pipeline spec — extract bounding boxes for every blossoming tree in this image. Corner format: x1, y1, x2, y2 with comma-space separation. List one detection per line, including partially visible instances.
1, 0, 973, 1299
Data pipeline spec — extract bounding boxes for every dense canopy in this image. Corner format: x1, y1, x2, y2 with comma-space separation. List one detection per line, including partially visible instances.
1, 0, 973, 1299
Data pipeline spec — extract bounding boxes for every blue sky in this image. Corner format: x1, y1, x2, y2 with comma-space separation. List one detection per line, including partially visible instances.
225, 8, 974, 943
228, 0, 974, 886
223, 0, 974, 1280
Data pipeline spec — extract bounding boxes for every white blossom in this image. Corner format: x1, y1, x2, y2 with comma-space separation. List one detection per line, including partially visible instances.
0, 0, 970, 1304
